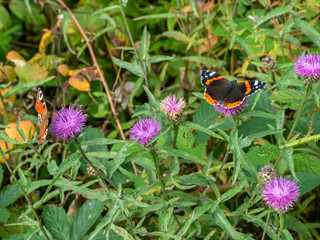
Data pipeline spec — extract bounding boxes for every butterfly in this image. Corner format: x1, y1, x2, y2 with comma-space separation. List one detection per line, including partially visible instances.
200, 70, 267, 108
35, 88, 51, 143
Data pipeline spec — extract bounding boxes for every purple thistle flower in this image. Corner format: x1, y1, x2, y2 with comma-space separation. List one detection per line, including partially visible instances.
262, 176, 299, 212
214, 99, 249, 118
50, 105, 87, 140
295, 52, 320, 83
160, 94, 186, 118
129, 117, 161, 146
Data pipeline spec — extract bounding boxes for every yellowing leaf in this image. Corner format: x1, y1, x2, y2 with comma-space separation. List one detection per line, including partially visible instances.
0, 140, 13, 163
69, 76, 90, 91
6, 51, 26, 67
5, 120, 35, 143
15, 62, 49, 82
0, 86, 16, 115
58, 64, 70, 76
0, 66, 16, 82
29, 53, 46, 63
39, 29, 53, 53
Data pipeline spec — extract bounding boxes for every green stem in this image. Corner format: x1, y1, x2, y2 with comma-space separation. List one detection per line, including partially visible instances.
0, 149, 50, 240
243, 185, 260, 214
215, 144, 230, 179
74, 138, 115, 190
279, 212, 285, 232
173, 124, 179, 148
261, 212, 271, 240
287, 85, 311, 139
150, 148, 181, 228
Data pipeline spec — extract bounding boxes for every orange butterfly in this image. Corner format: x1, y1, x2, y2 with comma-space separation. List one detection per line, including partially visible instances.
35, 88, 51, 143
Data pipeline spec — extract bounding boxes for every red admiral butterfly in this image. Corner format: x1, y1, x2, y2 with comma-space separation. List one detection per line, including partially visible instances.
200, 70, 267, 108
35, 88, 51, 143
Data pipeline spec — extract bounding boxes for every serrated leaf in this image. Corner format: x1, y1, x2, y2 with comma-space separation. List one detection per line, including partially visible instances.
295, 19, 320, 49
0, 183, 23, 207
70, 199, 104, 240
294, 153, 320, 176
255, 6, 291, 28
281, 148, 296, 179
269, 89, 304, 109
247, 145, 280, 164
147, 55, 173, 64
111, 57, 143, 77
159, 146, 207, 165
43, 205, 70, 240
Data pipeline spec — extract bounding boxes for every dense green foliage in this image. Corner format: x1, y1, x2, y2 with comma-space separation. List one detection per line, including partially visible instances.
0, 0, 320, 239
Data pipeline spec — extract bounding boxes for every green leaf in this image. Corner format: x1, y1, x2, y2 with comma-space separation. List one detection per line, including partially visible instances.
269, 89, 304, 109
111, 57, 143, 77
161, 31, 190, 43
255, 6, 291, 28
159, 147, 207, 165
0, 164, 3, 188
211, 207, 254, 240
247, 145, 280, 164
295, 19, 320, 49
281, 148, 296, 179
40, 153, 81, 203
139, 26, 148, 60
220, 180, 247, 202
284, 214, 313, 239
147, 55, 173, 64
181, 56, 223, 68
181, 121, 224, 140
70, 199, 104, 240
3, 76, 55, 98
241, 129, 284, 148
43, 205, 70, 240
230, 131, 243, 184
297, 172, 320, 195
142, 85, 159, 108
0, 183, 23, 207
109, 224, 135, 240
0, 207, 10, 223
294, 153, 320, 176
0, 5, 11, 30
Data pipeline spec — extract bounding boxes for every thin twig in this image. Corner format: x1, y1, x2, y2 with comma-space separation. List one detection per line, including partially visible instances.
54, 0, 138, 175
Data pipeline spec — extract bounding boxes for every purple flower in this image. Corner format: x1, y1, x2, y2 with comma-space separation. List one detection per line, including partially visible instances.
214, 99, 249, 118
129, 117, 161, 146
262, 176, 299, 212
50, 105, 86, 140
295, 52, 320, 83
160, 94, 186, 118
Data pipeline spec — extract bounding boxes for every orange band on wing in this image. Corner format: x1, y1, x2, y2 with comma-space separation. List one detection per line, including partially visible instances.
223, 100, 243, 108
244, 81, 252, 95
205, 75, 225, 85
204, 92, 218, 105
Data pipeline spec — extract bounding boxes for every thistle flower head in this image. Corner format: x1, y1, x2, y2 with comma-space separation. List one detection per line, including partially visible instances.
259, 165, 277, 186
214, 99, 249, 118
262, 176, 299, 212
295, 52, 320, 84
262, 56, 276, 71
129, 117, 161, 146
50, 104, 86, 140
160, 94, 186, 124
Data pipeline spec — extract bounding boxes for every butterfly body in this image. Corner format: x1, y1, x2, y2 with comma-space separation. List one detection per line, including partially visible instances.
35, 88, 51, 143
200, 70, 267, 108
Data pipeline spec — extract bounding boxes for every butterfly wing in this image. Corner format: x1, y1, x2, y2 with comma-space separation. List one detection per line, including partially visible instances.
200, 70, 230, 106
35, 88, 50, 143
222, 81, 267, 108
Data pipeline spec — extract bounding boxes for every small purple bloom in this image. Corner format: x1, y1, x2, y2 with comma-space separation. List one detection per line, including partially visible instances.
214, 99, 249, 118
262, 176, 299, 212
129, 117, 161, 146
50, 105, 86, 140
295, 52, 320, 83
160, 94, 186, 118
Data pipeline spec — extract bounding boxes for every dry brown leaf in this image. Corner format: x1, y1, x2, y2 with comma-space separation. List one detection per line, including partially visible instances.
5, 120, 35, 143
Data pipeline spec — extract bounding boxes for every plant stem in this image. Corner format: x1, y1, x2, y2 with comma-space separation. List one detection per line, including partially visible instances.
150, 148, 181, 228
173, 124, 179, 148
279, 212, 284, 232
243, 185, 260, 214
0, 149, 50, 240
261, 212, 271, 240
74, 138, 115, 190
287, 85, 311, 139
215, 144, 230, 179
